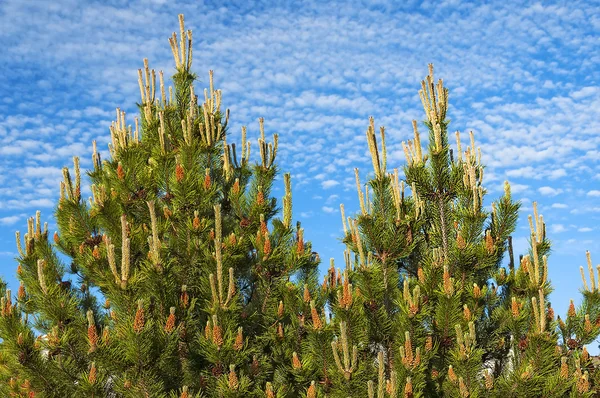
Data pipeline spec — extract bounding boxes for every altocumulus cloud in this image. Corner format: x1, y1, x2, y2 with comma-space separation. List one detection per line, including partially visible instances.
0, 0, 599, 323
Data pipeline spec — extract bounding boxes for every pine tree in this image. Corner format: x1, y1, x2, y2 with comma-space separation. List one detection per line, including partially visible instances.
0, 15, 320, 397
1, 13, 600, 398
325, 64, 600, 397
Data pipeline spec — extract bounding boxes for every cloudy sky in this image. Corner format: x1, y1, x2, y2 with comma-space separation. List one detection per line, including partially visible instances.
1, 0, 599, 340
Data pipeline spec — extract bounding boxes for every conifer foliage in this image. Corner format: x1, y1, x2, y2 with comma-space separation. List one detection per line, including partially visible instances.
1, 14, 600, 398
0, 15, 319, 397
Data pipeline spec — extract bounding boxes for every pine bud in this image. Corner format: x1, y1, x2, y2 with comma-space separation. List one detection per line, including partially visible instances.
180, 386, 189, 398
228, 365, 239, 390
180, 285, 189, 308
473, 283, 481, 299
310, 301, 322, 330
53, 232, 60, 244
577, 371, 589, 393
265, 382, 274, 398
560, 357, 569, 379
205, 320, 211, 340
257, 190, 264, 205
443, 266, 453, 296
192, 211, 200, 230
250, 355, 260, 376
175, 163, 184, 182
297, 228, 304, 255
278, 300, 284, 318
521, 255, 530, 273
133, 300, 145, 333
263, 235, 271, 257
102, 327, 110, 344
568, 299, 576, 318
547, 306, 554, 321
203, 169, 211, 189
234, 327, 243, 351
292, 352, 302, 369
414, 347, 421, 366
165, 307, 176, 333
18, 283, 26, 300
307, 381, 316, 398
277, 322, 284, 339
582, 346, 590, 362
425, 335, 433, 351
584, 314, 593, 333
232, 178, 240, 194
456, 232, 466, 250
458, 377, 469, 397
89, 362, 97, 385
260, 218, 268, 236
303, 284, 311, 303
484, 369, 493, 390
417, 267, 425, 283
124, 380, 131, 389
485, 230, 494, 254
87, 310, 98, 353
212, 318, 223, 348
117, 163, 125, 180
92, 245, 100, 259
448, 365, 457, 383
404, 377, 413, 398
511, 297, 519, 318
463, 304, 472, 321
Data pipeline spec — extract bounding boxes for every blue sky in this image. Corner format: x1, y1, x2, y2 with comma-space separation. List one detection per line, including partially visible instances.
0, 0, 599, 343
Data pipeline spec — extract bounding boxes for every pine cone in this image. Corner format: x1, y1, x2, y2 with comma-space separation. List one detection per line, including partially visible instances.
211, 362, 224, 377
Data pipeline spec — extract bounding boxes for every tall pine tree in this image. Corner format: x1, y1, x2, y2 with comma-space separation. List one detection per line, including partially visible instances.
0, 15, 319, 397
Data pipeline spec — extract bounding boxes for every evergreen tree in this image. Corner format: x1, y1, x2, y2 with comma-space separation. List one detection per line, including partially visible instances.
325, 64, 600, 397
1, 14, 600, 398
0, 15, 320, 397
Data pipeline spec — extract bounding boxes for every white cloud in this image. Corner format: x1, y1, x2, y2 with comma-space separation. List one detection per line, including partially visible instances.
510, 183, 529, 194
0, 215, 21, 225
322, 206, 337, 213
322, 180, 340, 189
578, 227, 593, 232
550, 224, 567, 233
326, 194, 340, 204
587, 190, 600, 197
551, 203, 568, 209
538, 186, 563, 197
